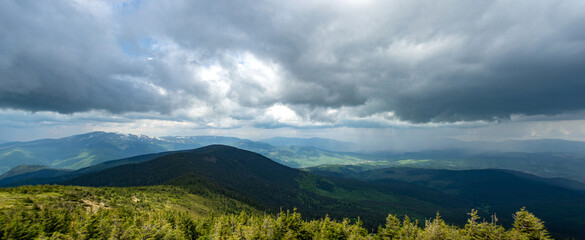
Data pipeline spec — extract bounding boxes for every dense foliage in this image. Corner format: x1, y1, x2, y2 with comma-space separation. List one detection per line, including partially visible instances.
0, 185, 552, 239
3, 145, 580, 238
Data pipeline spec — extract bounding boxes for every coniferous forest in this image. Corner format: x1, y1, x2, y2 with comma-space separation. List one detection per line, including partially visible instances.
0, 185, 551, 239
0, 144, 578, 239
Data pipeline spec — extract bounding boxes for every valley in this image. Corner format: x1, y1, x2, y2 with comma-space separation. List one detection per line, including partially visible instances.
1, 133, 584, 239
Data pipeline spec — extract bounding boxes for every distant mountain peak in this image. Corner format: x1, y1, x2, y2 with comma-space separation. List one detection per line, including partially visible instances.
63, 131, 167, 143
64, 144, 300, 191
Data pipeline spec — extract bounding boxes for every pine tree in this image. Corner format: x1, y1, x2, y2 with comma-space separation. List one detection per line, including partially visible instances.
512, 207, 551, 240
376, 214, 401, 239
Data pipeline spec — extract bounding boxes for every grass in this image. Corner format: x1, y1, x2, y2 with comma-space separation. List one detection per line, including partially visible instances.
268, 148, 376, 167
53, 151, 94, 169
0, 185, 259, 220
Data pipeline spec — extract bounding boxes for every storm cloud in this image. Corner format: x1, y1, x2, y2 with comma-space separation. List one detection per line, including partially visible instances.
1, 0, 585, 126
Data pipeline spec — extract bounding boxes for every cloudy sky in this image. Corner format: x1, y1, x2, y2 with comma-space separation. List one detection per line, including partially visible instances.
1, 0, 585, 150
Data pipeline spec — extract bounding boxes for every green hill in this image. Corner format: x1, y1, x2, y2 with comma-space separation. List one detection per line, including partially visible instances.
307, 165, 585, 239
0, 132, 182, 173
53, 145, 584, 238
0, 184, 258, 239
0, 150, 182, 187
0, 185, 552, 239
62, 145, 457, 226
5, 132, 585, 185
0, 164, 54, 180
0, 132, 374, 174
1, 144, 584, 238
318, 150, 585, 184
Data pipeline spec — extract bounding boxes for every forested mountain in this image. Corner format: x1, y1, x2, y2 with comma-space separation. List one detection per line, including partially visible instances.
0, 185, 552, 239
307, 165, 585, 239
0, 145, 578, 238
328, 150, 585, 184
60, 145, 457, 226
5, 132, 585, 184
0, 164, 56, 180
0, 131, 373, 174
0, 185, 259, 239
0, 132, 184, 173
0, 151, 182, 187
3, 133, 585, 238
0, 142, 374, 187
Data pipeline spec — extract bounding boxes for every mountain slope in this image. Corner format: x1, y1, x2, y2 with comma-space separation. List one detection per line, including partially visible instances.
1, 145, 456, 223
61, 145, 468, 228
66, 145, 303, 211
0, 164, 52, 180
0, 132, 374, 174
0, 150, 182, 187
0, 184, 259, 239
0, 185, 555, 239
1, 144, 582, 238
307, 165, 585, 239
59, 145, 585, 238
0, 132, 187, 173
331, 150, 585, 183
7, 132, 585, 184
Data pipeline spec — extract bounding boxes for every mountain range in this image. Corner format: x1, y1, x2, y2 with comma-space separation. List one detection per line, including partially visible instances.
0, 143, 584, 238
260, 137, 357, 152
5, 132, 585, 184
4, 132, 585, 238
0, 131, 373, 174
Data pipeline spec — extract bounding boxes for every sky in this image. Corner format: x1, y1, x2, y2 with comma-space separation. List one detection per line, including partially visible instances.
1, 0, 585, 150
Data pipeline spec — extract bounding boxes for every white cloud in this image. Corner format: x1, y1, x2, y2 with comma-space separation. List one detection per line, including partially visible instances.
265, 104, 302, 125
1, 0, 585, 145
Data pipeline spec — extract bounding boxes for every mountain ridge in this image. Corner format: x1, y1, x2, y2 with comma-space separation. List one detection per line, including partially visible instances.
259, 137, 356, 152
1, 144, 584, 238
5, 131, 585, 184
0, 131, 366, 174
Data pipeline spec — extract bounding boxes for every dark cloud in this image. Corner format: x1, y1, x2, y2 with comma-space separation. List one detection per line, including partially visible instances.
0, 1, 198, 114
1, 0, 585, 125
